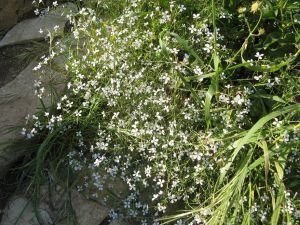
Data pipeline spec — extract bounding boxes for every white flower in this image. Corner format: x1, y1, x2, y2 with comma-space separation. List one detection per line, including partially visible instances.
94, 157, 104, 167
157, 179, 165, 187
61, 95, 68, 101
53, 25, 60, 32
33, 64, 42, 71
194, 214, 202, 223
232, 94, 244, 105
189, 151, 203, 161
255, 52, 264, 60
157, 203, 166, 212
202, 208, 212, 216
178, 5, 186, 12
52, 1, 58, 7
34, 9, 39, 15
84, 91, 91, 100
124, 201, 130, 208
193, 14, 200, 19
203, 43, 213, 53
254, 75, 262, 80
193, 66, 203, 75
272, 118, 283, 127
219, 94, 230, 103
189, 25, 197, 34
74, 110, 82, 117
133, 170, 141, 180
57, 115, 63, 122
21, 128, 26, 136
145, 165, 152, 177
267, 79, 274, 87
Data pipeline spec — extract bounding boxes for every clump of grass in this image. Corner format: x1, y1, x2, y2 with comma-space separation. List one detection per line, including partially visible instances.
17, 0, 300, 224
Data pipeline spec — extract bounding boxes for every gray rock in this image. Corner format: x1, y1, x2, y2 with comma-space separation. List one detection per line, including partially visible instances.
83, 169, 129, 207
1, 186, 110, 225
0, 3, 77, 48
0, 57, 66, 178
0, 0, 33, 31
50, 2, 78, 17
109, 219, 130, 225
40, 183, 110, 225
0, 61, 41, 177
71, 191, 109, 225
0, 196, 53, 225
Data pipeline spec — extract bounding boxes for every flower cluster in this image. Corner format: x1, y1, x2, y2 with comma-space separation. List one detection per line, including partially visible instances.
22, 0, 300, 224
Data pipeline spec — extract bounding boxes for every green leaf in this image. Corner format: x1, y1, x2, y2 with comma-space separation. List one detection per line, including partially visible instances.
271, 174, 285, 225
170, 32, 201, 62
159, 30, 169, 57
258, 140, 270, 186
219, 104, 300, 184
204, 79, 217, 128
184, 72, 215, 82
241, 212, 251, 225
250, 94, 287, 104
204, 53, 221, 129
262, 3, 277, 19
275, 161, 284, 180
263, 32, 281, 49
241, 48, 300, 73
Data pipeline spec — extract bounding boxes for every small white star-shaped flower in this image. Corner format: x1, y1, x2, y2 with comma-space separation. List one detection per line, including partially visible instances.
255, 52, 264, 60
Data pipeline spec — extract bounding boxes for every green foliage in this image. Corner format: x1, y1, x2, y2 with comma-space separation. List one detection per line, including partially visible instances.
14, 0, 300, 224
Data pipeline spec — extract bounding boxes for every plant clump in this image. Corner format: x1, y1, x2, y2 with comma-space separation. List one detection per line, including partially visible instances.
21, 0, 300, 224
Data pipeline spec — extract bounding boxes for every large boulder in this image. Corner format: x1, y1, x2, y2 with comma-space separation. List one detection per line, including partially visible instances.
0, 61, 41, 177
0, 2, 78, 48
40, 183, 110, 225
0, 196, 53, 225
0, 44, 35, 88
0, 191, 110, 225
72, 191, 109, 225
0, 0, 34, 31
0, 56, 66, 178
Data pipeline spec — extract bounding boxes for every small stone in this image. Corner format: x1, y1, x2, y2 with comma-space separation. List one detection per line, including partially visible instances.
71, 191, 109, 225
0, 196, 53, 225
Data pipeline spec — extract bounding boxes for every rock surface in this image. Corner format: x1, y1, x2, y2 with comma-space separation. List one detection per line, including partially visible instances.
72, 191, 109, 225
40, 183, 110, 225
0, 0, 34, 31
0, 61, 41, 177
0, 44, 37, 88
0, 3, 77, 48
0, 191, 110, 225
0, 196, 53, 225
0, 56, 66, 178
109, 219, 130, 225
